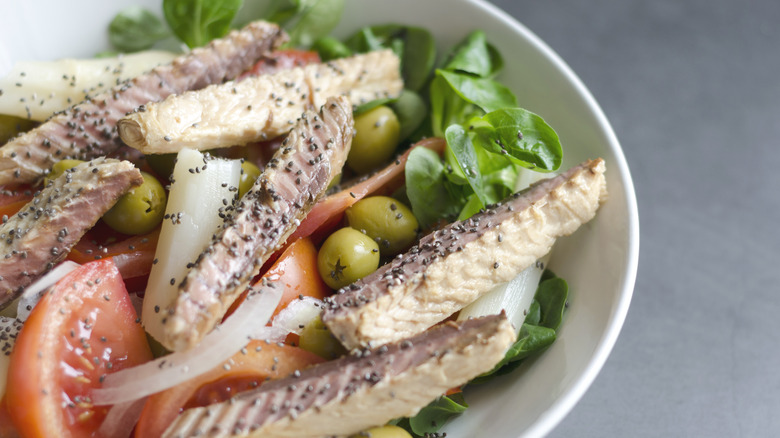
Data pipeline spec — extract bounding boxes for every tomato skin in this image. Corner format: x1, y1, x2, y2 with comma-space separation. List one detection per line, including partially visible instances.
5, 259, 152, 438
226, 237, 331, 320
135, 342, 323, 438
67, 223, 160, 282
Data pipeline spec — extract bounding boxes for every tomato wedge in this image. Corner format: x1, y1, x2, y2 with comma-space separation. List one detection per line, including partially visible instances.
5, 259, 152, 438
67, 223, 160, 284
289, 137, 447, 244
226, 237, 330, 320
135, 342, 323, 438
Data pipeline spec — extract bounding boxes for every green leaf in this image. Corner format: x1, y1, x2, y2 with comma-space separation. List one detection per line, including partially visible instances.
457, 193, 483, 221
344, 26, 384, 52
405, 147, 461, 227
285, 0, 345, 48
445, 124, 486, 207
346, 25, 436, 92
312, 35, 352, 61
536, 277, 569, 331
163, 0, 243, 48
430, 70, 516, 136
525, 299, 541, 326
472, 271, 569, 383
442, 30, 498, 77
408, 394, 468, 435
437, 70, 517, 113
109, 6, 170, 52
393, 26, 436, 91
472, 108, 563, 172
352, 98, 395, 116
390, 90, 427, 141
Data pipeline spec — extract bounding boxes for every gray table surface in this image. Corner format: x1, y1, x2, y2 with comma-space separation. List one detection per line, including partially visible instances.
487, 0, 780, 436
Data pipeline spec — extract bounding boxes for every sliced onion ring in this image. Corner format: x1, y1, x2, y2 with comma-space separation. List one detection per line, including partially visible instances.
97, 397, 147, 438
91, 283, 282, 406
16, 261, 80, 322
271, 296, 323, 335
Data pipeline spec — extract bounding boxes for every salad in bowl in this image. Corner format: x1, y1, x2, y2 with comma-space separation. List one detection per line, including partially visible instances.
0, 0, 638, 437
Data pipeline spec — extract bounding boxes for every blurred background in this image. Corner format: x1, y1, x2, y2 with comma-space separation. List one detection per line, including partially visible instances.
490, 1, 780, 436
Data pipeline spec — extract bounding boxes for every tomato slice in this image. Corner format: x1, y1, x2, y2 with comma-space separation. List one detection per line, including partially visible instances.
134, 342, 323, 438
226, 237, 331, 320
5, 259, 153, 438
67, 223, 160, 282
288, 137, 446, 244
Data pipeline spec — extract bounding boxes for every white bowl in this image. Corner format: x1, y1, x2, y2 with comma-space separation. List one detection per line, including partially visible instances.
0, 1, 639, 436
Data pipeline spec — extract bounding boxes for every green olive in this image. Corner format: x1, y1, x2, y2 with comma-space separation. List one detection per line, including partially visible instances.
298, 316, 347, 359
102, 171, 167, 235
350, 425, 413, 438
347, 106, 400, 174
238, 160, 262, 198
317, 227, 380, 290
44, 159, 85, 186
345, 196, 419, 256
0, 114, 36, 144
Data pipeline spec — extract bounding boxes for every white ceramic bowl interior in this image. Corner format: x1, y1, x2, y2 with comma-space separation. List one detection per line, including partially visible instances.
0, 1, 639, 437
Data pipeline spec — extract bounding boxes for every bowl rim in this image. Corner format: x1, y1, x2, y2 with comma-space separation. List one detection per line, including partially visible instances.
463, 0, 639, 436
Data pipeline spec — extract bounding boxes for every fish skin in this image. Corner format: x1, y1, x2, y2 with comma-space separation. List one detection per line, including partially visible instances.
159, 96, 353, 352
0, 158, 142, 307
117, 50, 402, 154
323, 159, 608, 350
0, 21, 287, 185
163, 313, 515, 438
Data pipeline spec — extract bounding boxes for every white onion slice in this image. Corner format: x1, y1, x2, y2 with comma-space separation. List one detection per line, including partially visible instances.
249, 325, 291, 343
97, 397, 147, 438
15, 261, 80, 322
271, 296, 323, 335
458, 254, 551, 334
0, 316, 23, 396
91, 285, 282, 406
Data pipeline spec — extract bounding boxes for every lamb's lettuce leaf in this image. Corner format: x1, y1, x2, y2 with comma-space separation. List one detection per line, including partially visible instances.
163, 0, 243, 48
109, 6, 170, 52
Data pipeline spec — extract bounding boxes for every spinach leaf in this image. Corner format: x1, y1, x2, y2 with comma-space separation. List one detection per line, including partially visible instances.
405, 147, 462, 227
442, 30, 502, 78
284, 0, 345, 48
445, 124, 486, 206
163, 0, 243, 48
472, 108, 563, 172
536, 277, 569, 330
346, 25, 436, 92
109, 6, 170, 52
407, 393, 468, 436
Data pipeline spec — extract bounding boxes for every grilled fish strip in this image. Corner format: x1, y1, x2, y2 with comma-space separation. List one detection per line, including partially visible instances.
0, 21, 286, 185
323, 159, 608, 349
118, 50, 402, 154
163, 313, 515, 438
0, 158, 142, 307
159, 96, 353, 352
